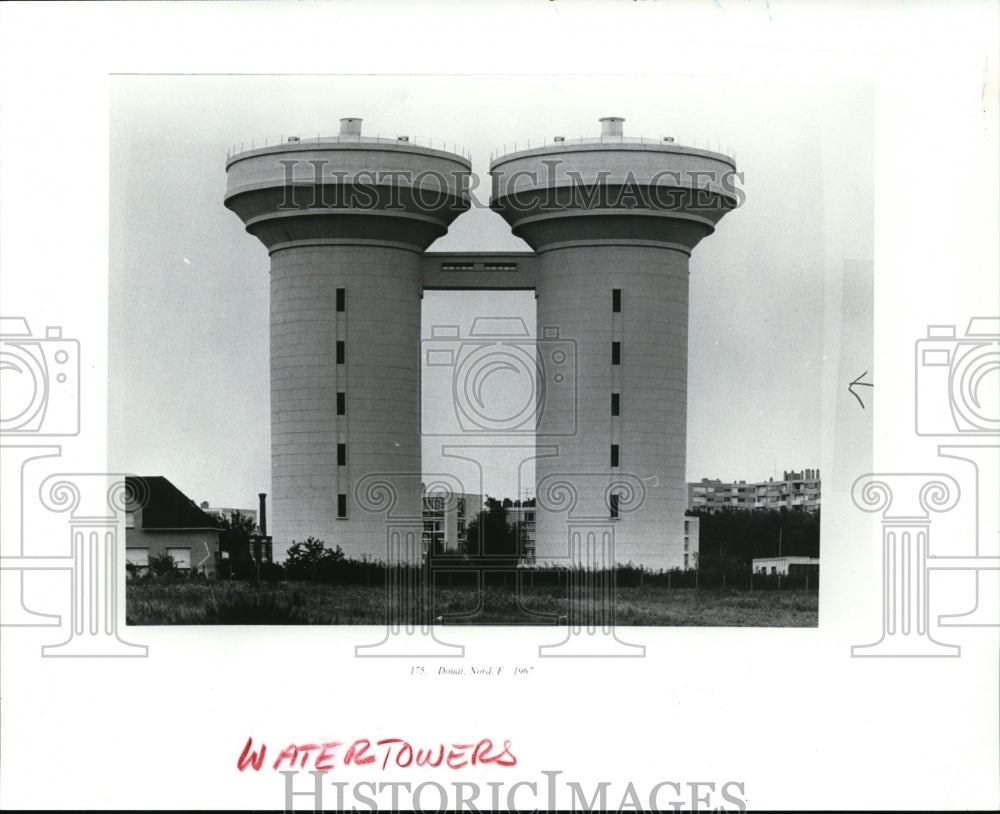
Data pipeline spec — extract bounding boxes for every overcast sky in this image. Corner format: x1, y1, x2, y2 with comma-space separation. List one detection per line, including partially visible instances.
108, 73, 873, 509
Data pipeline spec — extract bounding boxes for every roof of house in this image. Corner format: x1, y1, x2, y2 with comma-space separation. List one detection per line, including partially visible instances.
126, 475, 222, 531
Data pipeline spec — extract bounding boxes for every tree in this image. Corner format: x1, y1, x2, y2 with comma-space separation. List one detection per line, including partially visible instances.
218, 510, 258, 579
464, 497, 520, 562
685, 507, 820, 572
285, 537, 345, 581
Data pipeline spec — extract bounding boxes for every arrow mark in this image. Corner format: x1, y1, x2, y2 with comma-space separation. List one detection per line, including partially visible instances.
849, 371, 874, 409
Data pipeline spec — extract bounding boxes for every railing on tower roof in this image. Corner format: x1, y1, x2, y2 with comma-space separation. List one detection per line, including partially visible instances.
489, 134, 735, 163
226, 134, 472, 162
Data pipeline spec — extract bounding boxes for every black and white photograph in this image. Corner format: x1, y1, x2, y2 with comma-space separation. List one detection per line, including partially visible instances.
0, 1, 996, 811
110, 73, 851, 628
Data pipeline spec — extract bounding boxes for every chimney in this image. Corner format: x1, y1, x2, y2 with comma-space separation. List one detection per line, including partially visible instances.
258, 493, 267, 535
599, 117, 625, 138
339, 117, 362, 138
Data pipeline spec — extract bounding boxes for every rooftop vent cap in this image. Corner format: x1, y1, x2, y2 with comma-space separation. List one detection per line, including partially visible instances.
339, 117, 362, 137
599, 117, 625, 138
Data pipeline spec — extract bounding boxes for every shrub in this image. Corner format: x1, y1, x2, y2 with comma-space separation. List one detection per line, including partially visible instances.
259, 562, 286, 584
285, 537, 345, 581
148, 552, 178, 579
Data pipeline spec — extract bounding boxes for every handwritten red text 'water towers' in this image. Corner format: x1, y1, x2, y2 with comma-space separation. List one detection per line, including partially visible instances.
225, 117, 739, 569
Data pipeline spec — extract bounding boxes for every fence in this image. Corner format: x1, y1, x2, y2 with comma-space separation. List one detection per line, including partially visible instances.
227, 134, 472, 162
489, 134, 735, 162
197, 556, 818, 593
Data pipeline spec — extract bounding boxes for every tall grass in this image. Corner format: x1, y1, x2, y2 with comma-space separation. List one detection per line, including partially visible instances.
127, 581, 817, 627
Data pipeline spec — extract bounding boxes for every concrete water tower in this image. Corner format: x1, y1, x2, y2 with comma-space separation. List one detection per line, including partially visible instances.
490, 117, 739, 570
224, 119, 471, 560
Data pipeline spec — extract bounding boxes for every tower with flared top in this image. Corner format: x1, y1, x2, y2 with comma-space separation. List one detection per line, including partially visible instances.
225, 118, 471, 560
490, 117, 739, 570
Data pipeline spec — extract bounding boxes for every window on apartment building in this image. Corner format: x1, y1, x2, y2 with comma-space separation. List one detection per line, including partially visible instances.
336, 341, 345, 364
611, 393, 620, 416
612, 288, 621, 312
610, 493, 620, 519
125, 511, 135, 529
336, 287, 345, 312
612, 342, 621, 365
337, 494, 347, 518
611, 444, 620, 467
337, 444, 346, 466
337, 392, 346, 414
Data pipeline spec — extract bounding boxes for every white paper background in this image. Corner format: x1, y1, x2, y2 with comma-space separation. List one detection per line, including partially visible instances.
1, 1, 997, 810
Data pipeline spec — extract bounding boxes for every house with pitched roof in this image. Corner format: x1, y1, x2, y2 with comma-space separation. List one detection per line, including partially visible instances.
125, 475, 222, 576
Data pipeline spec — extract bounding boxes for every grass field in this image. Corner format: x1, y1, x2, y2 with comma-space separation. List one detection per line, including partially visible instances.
126, 580, 817, 627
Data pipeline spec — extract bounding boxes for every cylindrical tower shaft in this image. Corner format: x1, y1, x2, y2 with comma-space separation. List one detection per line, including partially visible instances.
491, 119, 739, 570
225, 123, 470, 560
533, 245, 690, 566
267, 244, 423, 559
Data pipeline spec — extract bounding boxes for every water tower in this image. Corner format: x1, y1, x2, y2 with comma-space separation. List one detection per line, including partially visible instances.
491, 117, 739, 569
225, 119, 470, 559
